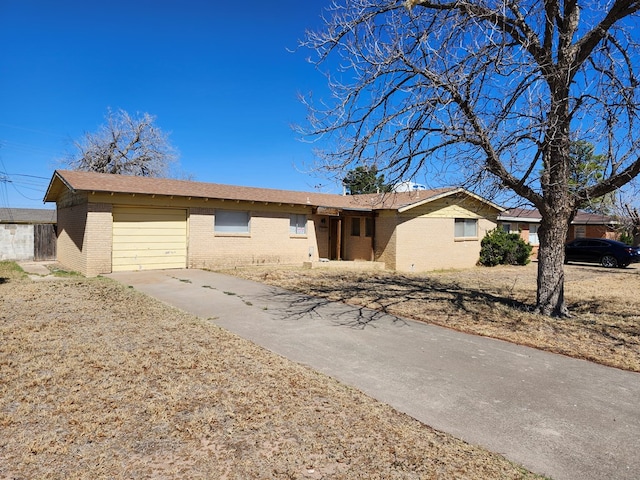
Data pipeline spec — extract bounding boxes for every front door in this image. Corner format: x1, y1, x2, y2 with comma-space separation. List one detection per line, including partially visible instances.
329, 217, 342, 260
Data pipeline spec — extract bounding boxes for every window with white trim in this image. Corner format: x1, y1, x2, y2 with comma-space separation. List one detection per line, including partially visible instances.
502, 223, 512, 233
528, 224, 539, 245
215, 209, 250, 233
454, 218, 477, 238
289, 214, 307, 235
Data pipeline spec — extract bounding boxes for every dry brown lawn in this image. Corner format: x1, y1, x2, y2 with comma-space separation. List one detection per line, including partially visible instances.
0, 261, 544, 479
220, 262, 640, 373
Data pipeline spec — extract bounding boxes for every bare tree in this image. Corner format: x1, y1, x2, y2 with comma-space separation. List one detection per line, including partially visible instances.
66, 109, 178, 177
300, 0, 640, 316
619, 198, 640, 246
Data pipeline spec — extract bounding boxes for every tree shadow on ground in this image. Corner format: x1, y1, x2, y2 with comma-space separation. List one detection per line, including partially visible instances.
262, 289, 408, 329
240, 269, 640, 370
259, 274, 531, 330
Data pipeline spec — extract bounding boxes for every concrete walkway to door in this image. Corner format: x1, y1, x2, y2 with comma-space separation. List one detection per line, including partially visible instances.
106, 268, 640, 480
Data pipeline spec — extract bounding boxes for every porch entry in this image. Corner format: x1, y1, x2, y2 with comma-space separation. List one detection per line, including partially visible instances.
329, 217, 343, 260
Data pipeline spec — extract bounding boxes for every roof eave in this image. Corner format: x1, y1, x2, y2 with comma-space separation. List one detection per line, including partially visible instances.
498, 215, 618, 225
43, 170, 75, 203
498, 216, 542, 223
571, 218, 619, 225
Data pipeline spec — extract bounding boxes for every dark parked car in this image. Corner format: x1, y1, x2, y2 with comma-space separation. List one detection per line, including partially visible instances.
564, 238, 640, 268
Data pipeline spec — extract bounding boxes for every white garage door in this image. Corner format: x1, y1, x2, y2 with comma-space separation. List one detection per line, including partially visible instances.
112, 207, 187, 272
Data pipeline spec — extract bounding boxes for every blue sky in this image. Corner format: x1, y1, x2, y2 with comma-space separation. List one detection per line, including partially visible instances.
0, 0, 335, 209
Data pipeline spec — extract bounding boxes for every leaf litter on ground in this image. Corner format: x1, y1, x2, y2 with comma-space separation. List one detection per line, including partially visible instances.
0, 263, 546, 479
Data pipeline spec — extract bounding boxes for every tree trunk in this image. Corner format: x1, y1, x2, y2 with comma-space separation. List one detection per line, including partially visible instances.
535, 214, 571, 317
631, 211, 640, 247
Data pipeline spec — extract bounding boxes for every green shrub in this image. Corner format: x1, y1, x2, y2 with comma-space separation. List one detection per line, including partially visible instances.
619, 231, 633, 246
479, 228, 533, 266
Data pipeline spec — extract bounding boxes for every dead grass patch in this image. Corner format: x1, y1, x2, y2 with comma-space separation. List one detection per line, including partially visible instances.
220, 263, 640, 372
0, 264, 543, 479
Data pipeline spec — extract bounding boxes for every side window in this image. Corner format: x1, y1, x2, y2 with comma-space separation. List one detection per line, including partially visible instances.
365, 217, 374, 238
454, 218, 477, 238
289, 214, 307, 235
351, 217, 361, 237
575, 225, 586, 238
502, 223, 512, 233
215, 210, 250, 234
529, 224, 539, 245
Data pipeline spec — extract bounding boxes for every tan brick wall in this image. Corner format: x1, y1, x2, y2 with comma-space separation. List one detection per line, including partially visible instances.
312, 215, 330, 259
52, 189, 499, 274
373, 212, 399, 270
187, 207, 215, 268
379, 196, 499, 272
56, 201, 113, 276
343, 216, 374, 261
56, 202, 88, 275
393, 217, 495, 271
187, 205, 319, 269
55, 192, 320, 274
84, 203, 113, 276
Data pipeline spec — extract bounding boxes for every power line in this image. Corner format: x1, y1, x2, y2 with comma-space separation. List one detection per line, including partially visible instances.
0, 170, 50, 206
1, 172, 50, 180
9, 181, 44, 201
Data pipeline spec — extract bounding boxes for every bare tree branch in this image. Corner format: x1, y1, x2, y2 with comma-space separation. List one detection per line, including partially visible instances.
65, 108, 178, 177
299, 0, 640, 316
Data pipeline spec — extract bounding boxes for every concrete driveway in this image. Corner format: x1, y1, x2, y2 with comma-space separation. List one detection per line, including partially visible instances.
106, 268, 640, 480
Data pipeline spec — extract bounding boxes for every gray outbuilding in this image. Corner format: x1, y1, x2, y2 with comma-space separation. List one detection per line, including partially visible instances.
0, 208, 57, 261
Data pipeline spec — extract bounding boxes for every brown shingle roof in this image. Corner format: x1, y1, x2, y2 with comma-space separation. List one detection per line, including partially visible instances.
499, 207, 618, 225
44, 170, 467, 212
499, 207, 542, 221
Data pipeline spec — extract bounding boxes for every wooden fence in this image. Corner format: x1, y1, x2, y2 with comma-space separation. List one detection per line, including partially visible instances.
34, 224, 56, 261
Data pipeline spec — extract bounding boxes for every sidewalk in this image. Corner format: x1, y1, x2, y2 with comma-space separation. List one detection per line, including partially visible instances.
107, 268, 640, 480
18, 261, 61, 281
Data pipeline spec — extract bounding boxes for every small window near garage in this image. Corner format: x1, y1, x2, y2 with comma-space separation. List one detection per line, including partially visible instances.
454, 218, 477, 239
365, 217, 374, 237
575, 225, 586, 238
351, 217, 361, 237
290, 214, 307, 235
529, 224, 539, 245
215, 209, 250, 234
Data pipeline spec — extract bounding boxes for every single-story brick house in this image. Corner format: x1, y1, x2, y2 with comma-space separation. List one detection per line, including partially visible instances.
0, 208, 57, 261
498, 208, 619, 256
44, 170, 503, 276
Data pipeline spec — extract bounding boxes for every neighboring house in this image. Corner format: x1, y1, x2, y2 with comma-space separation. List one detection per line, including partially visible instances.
498, 208, 619, 256
0, 208, 57, 261
44, 170, 503, 276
